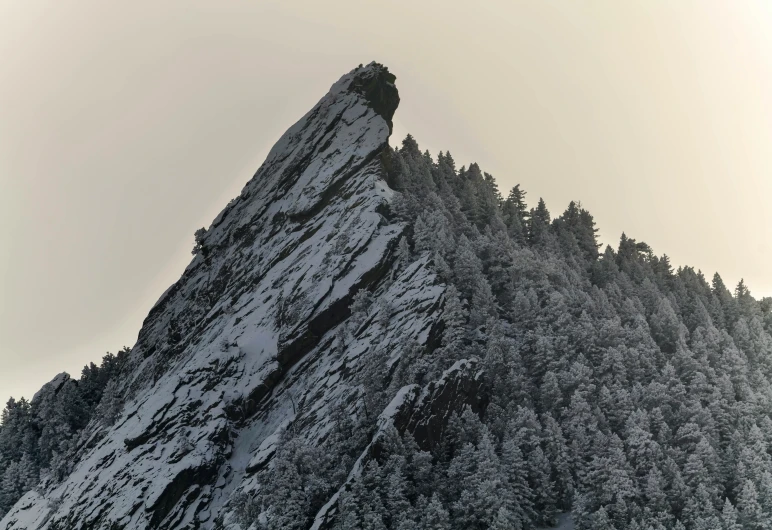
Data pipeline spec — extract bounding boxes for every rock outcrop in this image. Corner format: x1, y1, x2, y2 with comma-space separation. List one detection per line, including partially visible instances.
1, 63, 485, 530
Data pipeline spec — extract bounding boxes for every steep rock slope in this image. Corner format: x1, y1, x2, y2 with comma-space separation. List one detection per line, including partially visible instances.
1, 63, 465, 530
8, 61, 771, 530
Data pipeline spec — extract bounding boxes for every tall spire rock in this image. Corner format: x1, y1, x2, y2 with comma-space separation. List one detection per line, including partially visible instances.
0, 63, 459, 530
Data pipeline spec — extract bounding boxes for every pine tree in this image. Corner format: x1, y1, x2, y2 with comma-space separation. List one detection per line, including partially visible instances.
721, 498, 742, 530
502, 185, 529, 243
650, 298, 681, 354
528, 198, 551, 247
439, 286, 468, 361
499, 438, 534, 527
191, 227, 208, 257
421, 493, 451, 530
591, 506, 615, 530
394, 235, 411, 273
644, 467, 669, 515
541, 412, 574, 509
738, 479, 767, 530
384, 466, 412, 528
451, 429, 508, 529
491, 506, 517, 530
757, 469, 772, 523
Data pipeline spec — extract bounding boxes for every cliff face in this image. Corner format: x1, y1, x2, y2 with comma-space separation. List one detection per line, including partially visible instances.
8, 58, 772, 530
1, 63, 478, 530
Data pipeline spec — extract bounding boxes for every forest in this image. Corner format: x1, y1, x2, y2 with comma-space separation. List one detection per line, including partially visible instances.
0, 347, 129, 516
232, 135, 772, 530
2, 134, 771, 530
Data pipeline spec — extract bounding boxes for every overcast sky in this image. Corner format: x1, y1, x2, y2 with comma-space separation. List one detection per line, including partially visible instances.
1, 0, 770, 402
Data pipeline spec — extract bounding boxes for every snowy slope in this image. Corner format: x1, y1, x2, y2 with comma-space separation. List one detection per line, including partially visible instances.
0, 63, 468, 530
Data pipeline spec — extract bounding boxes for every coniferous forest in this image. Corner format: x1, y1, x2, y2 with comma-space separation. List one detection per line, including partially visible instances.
2, 132, 771, 530
231, 135, 772, 530
0, 348, 130, 516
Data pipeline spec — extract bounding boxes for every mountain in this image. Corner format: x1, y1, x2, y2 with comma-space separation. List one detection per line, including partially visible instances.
1, 62, 772, 530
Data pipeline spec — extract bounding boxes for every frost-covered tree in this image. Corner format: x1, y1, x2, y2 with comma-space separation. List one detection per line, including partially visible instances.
191, 227, 209, 257
240, 136, 772, 528
6, 132, 772, 529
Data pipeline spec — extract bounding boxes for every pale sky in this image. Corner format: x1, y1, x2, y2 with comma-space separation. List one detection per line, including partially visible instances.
1, 1, 770, 402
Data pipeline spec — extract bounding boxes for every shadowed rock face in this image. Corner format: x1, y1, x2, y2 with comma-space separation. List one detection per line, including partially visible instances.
346, 64, 400, 132
0, 63, 482, 530
398, 359, 488, 450
308, 359, 488, 530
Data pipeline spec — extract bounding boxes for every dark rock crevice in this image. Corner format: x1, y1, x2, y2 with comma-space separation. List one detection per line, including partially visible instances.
1, 62, 433, 530
311, 360, 487, 530
147, 459, 221, 529
346, 62, 400, 133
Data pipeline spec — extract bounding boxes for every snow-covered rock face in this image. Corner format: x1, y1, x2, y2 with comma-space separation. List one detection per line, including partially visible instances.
0, 63, 462, 530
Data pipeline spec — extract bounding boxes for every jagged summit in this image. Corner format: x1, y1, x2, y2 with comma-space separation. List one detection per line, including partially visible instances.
0, 63, 456, 530
189, 61, 398, 252
3, 60, 772, 530
341, 62, 399, 132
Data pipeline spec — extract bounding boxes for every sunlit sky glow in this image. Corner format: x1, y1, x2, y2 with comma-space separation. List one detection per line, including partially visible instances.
1, 0, 770, 401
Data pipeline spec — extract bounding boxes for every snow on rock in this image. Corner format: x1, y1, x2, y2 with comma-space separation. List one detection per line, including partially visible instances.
244, 418, 292, 473
308, 384, 420, 530
306, 354, 487, 530
221, 251, 445, 527
1, 63, 450, 530
377, 384, 420, 429
0, 490, 53, 530
31, 372, 69, 402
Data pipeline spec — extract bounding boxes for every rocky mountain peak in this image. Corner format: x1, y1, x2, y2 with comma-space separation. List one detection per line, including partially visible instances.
0, 63, 463, 530
5, 59, 770, 530
340, 62, 399, 131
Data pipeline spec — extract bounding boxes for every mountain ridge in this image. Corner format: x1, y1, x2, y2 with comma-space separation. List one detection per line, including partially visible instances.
2, 61, 771, 530
1, 61, 448, 530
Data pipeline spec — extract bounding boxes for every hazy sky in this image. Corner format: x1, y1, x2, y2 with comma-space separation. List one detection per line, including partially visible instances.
1, 1, 770, 402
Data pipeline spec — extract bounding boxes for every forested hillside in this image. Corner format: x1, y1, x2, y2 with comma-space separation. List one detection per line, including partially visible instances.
0, 347, 130, 516
232, 134, 772, 529
1, 63, 770, 530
